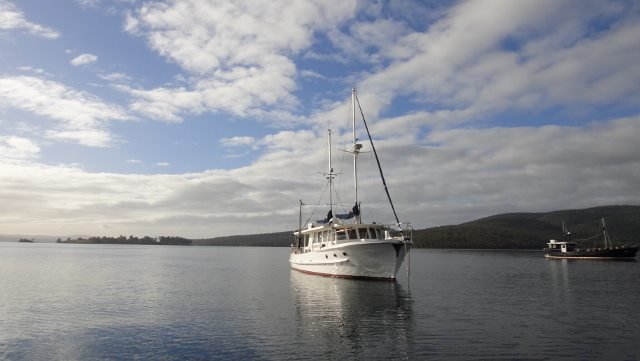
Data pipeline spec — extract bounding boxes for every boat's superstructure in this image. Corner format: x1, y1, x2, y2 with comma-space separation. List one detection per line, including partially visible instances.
291, 221, 411, 279
289, 88, 412, 280
544, 218, 638, 260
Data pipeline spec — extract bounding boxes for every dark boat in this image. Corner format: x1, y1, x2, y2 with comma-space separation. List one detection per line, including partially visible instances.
544, 219, 638, 260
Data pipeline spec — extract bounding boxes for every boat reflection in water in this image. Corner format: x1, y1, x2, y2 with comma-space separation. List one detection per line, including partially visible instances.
548, 258, 571, 304
289, 271, 414, 359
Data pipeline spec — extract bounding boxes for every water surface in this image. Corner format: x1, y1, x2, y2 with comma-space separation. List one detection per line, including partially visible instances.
1, 243, 638, 360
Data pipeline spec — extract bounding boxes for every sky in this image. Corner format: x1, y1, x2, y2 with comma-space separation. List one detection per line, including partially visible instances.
1, 0, 639, 239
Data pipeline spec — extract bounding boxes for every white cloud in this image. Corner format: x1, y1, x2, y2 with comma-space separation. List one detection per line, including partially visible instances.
70, 53, 98, 66
126, 159, 141, 164
75, 0, 101, 8
0, 0, 60, 38
155, 162, 170, 167
0, 75, 130, 147
353, 0, 640, 127
300, 69, 325, 80
0, 135, 40, 160
46, 129, 114, 148
98, 72, 132, 83
121, 0, 358, 122
17, 66, 45, 74
327, 17, 411, 64
400, 117, 640, 223
114, 0, 640, 129
220, 136, 256, 148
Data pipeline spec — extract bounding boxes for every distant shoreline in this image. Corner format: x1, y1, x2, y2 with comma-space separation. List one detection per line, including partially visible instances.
57, 236, 192, 246
4, 205, 639, 249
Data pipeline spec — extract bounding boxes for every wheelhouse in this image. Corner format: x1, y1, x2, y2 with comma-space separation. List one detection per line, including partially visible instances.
293, 223, 392, 252
546, 240, 576, 253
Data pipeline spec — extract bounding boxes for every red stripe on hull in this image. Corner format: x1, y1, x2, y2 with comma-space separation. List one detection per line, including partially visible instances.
291, 266, 396, 281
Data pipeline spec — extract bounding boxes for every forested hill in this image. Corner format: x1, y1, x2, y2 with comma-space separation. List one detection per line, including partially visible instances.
193, 205, 640, 249
193, 231, 291, 247
413, 205, 640, 249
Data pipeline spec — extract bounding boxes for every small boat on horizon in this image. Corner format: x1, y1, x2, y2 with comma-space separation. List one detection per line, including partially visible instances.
544, 218, 638, 260
289, 88, 412, 280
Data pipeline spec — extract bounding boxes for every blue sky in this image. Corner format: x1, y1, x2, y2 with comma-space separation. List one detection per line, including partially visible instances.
1, 0, 639, 238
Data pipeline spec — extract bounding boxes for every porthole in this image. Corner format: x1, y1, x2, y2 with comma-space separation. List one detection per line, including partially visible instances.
325, 254, 328, 259
343, 252, 347, 256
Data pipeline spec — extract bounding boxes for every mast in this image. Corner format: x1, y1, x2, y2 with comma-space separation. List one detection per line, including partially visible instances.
298, 200, 303, 248
562, 220, 570, 241
327, 129, 335, 215
602, 218, 611, 248
352, 88, 362, 223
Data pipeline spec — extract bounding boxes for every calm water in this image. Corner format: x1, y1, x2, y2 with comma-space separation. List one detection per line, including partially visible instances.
1, 243, 639, 360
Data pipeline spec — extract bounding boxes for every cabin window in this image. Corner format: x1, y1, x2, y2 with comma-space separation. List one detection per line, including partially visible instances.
368, 228, 376, 239
348, 229, 358, 240
336, 230, 346, 241
375, 229, 383, 239
304, 234, 309, 246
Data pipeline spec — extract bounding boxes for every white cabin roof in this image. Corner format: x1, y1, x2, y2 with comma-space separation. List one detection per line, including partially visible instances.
547, 240, 575, 246
294, 222, 387, 235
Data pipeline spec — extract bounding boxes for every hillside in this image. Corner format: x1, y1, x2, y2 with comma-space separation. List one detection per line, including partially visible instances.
192, 205, 640, 249
193, 231, 291, 247
413, 205, 640, 249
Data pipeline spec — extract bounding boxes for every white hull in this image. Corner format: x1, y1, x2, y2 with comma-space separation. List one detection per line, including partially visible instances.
290, 240, 410, 280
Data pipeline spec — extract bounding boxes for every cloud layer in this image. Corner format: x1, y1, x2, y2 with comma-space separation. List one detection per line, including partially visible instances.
0, 0, 639, 238
1, 115, 639, 238
354, 0, 640, 130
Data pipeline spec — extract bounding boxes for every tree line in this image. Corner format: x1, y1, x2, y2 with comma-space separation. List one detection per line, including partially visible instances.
57, 235, 192, 245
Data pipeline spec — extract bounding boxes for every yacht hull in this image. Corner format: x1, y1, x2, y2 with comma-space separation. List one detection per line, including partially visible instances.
290, 241, 410, 280
544, 245, 638, 259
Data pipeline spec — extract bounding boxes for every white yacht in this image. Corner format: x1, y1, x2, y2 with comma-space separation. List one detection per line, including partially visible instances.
289, 89, 412, 280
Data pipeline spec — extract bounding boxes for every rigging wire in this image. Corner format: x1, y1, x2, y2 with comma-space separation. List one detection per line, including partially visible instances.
572, 233, 601, 242
302, 177, 330, 226
354, 92, 402, 227
302, 101, 353, 228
